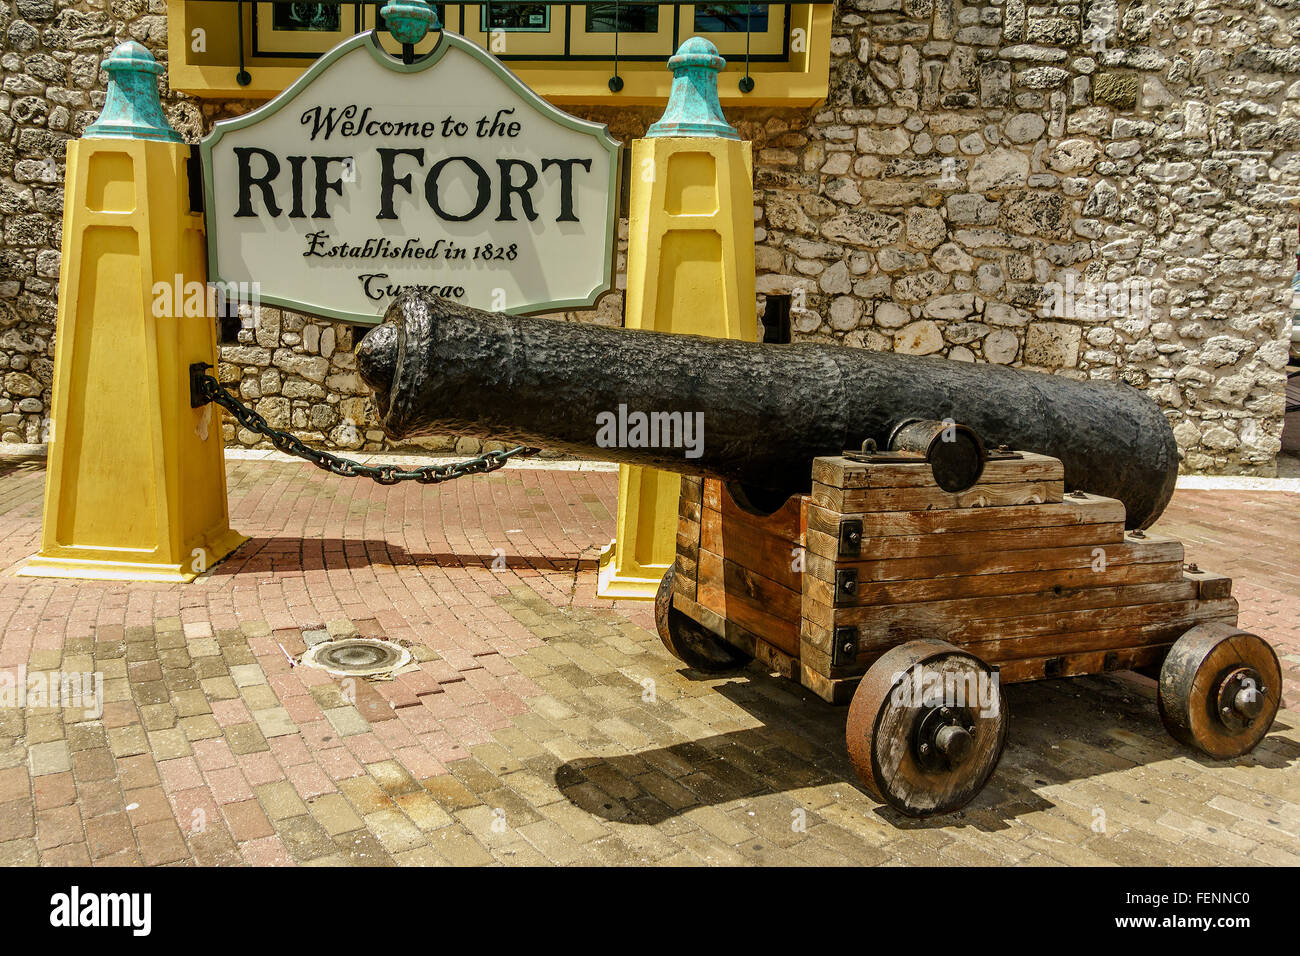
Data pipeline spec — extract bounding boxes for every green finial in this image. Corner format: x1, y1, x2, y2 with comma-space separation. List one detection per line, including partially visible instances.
647, 38, 738, 140
84, 41, 181, 143
382, 0, 439, 44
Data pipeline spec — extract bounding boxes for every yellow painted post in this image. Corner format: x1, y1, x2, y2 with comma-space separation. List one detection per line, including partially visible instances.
597, 39, 757, 600
18, 42, 245, 583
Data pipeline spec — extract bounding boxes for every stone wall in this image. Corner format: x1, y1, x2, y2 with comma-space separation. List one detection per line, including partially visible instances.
747, 0, 1299, 475
1, 0, 1296, 471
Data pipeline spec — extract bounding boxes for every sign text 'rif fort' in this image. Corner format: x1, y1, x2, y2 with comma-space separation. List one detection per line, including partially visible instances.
201, 30, 620, 324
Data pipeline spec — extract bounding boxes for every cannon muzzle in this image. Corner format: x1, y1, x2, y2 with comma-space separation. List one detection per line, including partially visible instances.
357, 291, 1178, 529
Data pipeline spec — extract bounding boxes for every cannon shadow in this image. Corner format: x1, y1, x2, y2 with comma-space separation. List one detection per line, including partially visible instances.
553, 664, 1299, 833
204, 535, 600, 576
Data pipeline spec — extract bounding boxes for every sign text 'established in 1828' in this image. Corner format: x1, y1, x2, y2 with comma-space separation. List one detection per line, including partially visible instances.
201, 30, 619, 323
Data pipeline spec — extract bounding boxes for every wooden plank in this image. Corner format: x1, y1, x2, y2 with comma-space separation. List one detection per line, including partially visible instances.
805, 559, 1185, 613
698, 550, 802, 625
799, 663, 856, 705
812, 451, 1064, 490
696, 551, 801, 656
808, 595, 1234, 655
807, 495, 1126, 538
673, 555, 698, 600
671, 591, 758, 658
752, 638, 799, 681
701, 478, 805, 544
800, 641, 851, 682
805, 532, 1185, 594
806, 518, 1125, 562
812, 479, 1064, 513
675, 519, 699, 565
1187, 569, 1232, 599
802, 599, 1237, 676
978, 608, 1238, 662
700, 509, 804, 591
800, 642, 1178, 703
995, 644, 1172, 683
802, 580, 1201, 640
675, 497, 700, 600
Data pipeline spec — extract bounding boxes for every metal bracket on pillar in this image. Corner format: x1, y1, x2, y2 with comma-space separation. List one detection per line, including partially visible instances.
381, 0, 438, 63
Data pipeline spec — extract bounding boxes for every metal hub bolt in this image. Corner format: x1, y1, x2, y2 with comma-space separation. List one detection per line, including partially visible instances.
1216, 666, 1266, 731
914, 706, 976, 772
1233, 685, 1264, 720
933, 725, 972, 766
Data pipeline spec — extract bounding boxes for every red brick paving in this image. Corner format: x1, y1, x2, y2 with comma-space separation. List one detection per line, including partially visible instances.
0, 456, 1295, 865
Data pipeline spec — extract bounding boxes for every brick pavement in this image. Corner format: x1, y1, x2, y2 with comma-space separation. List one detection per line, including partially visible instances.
0, 456, 1296, 866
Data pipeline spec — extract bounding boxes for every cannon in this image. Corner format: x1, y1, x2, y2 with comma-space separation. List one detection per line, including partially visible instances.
356, 292, 1178, 529
357, 292, 1279, 816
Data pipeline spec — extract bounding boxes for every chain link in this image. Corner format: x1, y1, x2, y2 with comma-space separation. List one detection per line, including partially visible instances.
197, 372, 536, 485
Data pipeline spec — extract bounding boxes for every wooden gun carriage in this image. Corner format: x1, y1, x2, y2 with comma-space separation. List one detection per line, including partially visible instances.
658, 437, 1281, 816
355, 295, 1281, 818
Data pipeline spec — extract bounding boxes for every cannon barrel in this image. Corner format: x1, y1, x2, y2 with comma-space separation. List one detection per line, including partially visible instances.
356, 292, 1179, 529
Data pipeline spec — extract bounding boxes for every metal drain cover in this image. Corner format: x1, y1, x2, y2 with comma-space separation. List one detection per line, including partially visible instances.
300, 638, 411, 677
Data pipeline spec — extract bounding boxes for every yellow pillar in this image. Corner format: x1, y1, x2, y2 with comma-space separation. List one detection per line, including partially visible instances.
19, 42, 245, 583
597, 39, 757, 600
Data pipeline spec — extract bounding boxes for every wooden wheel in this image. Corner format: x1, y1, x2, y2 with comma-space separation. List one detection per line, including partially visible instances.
654, 567, 752, 673
1158, 622, 1280, 759
846, 639, 1008, 817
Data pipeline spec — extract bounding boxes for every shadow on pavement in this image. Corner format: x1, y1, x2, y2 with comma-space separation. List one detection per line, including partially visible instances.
554, 662, 1300, 833
204, 535, 600, 576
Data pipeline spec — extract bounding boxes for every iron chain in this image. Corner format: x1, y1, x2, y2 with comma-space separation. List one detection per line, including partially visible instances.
197, 372, 536, 485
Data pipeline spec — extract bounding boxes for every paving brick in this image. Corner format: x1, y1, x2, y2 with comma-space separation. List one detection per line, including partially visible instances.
239, 835, 293, 865
393, 790, 455, 832
276, 814, 338, 861
420, 774, 481, 811
35, 804, 83, 849
255, 781, 309, 821
135, 820, 190, 866
84, 811, 135, 859
226, 723, 270, 755
124, 786, 174, 827
364, 809, 426, 854
366, 759, 423, 797
427, 827, 494, 865
0, 799, 35, 841
307, 793, 365, 836
32, 771, 74, 810
0, 461, 1295, 866
333, 828, 395, 866
0, 838, 40, 866
28, 741, 70, 776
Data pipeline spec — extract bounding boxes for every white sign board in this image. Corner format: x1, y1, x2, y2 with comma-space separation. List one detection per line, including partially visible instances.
201, 31, 619, 323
